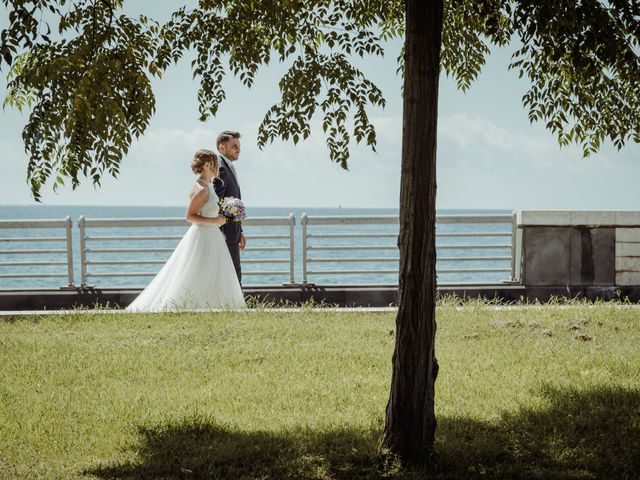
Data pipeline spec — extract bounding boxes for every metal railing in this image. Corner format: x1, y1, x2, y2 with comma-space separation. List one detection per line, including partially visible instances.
0, 213, 516, 288
78, 215, 296, 286
301, 215, 399, 283
0, 217, 74, 287
436, 214, 516, 282
301, 213, 515, 284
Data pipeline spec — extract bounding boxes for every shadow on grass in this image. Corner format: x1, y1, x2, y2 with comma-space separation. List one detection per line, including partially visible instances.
88, 422, 389, 480
435, 385, 640, 479
89, 385, 639, 480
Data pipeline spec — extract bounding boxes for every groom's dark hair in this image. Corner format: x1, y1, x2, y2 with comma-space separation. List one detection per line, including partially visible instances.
216, 130, 241, 148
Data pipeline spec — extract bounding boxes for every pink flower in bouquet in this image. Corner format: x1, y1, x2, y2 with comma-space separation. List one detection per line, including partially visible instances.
218, 197, 246, 223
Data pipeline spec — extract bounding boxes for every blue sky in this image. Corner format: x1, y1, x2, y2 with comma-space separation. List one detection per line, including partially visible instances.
1, 4, 639, 210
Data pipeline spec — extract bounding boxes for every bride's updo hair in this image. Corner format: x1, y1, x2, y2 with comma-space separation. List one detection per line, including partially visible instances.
191, 149, 218, 174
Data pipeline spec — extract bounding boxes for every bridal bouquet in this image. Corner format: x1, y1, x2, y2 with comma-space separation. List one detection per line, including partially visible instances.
218, 197, 246, 223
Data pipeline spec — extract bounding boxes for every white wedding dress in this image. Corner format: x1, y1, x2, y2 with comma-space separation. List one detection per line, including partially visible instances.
126, 182, 246, 312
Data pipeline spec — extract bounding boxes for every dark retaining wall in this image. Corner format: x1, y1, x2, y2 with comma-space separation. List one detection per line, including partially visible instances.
2, 284, 640, 311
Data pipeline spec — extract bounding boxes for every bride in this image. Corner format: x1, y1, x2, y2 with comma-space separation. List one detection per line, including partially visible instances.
126, 149, 246, 312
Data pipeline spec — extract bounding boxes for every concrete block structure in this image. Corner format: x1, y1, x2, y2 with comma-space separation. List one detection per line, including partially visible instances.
516, 211, 640, 292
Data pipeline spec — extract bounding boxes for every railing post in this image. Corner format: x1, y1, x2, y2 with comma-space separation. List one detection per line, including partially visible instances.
288, 213, 295, 284
78, 216, 88, 287
510, 210, 521, 283
301, 213, 308, 284
64, 216, 75, 287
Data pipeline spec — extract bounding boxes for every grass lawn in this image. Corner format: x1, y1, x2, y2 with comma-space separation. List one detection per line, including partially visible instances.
1, 301, 639, 479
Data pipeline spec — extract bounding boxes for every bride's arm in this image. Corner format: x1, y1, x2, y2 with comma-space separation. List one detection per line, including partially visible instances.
186, 184, 226, 226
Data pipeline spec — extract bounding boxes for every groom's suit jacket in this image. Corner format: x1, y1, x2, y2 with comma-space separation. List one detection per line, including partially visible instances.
213, 154, 242, 246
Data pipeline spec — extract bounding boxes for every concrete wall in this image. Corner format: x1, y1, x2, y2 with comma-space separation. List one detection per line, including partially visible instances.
0, 285, 527, 311
517, 211, 640, 288
616, 228, 640, 285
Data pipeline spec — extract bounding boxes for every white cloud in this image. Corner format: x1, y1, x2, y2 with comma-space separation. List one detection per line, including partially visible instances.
2, 104, 639, 211
438, 112, 584, 170
126, 127, 215, 168
435, 113, 640, 210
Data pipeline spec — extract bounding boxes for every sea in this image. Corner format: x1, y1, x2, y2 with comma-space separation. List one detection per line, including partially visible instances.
0, 205, 513, 289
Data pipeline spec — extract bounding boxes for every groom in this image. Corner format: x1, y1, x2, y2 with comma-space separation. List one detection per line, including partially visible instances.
214, 130, 246, 283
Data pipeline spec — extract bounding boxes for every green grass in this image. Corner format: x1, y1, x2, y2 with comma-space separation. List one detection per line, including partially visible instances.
1, 302, 639, 479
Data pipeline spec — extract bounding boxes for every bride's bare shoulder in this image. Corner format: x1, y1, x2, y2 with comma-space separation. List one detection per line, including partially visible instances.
189, 179, 209, 199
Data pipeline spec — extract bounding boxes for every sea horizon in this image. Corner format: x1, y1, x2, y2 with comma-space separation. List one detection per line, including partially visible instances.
0, 203, 511, 209
0, 204, 514, 223
0, 205, 516, 229
1, 204, 512, 213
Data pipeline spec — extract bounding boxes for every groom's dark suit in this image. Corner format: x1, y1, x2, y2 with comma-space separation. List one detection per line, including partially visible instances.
213, 154, 243, 283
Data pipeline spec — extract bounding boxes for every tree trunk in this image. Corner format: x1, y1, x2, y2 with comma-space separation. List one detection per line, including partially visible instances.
381, 0, 443, 465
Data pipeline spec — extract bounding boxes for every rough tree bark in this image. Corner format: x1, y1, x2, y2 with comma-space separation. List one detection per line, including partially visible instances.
381, 0, 443, 464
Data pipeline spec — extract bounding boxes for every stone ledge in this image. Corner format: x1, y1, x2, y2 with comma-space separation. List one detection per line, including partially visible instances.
0, 284, 524, 310
2, 283, 639, 311
517, 210, 640, 227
